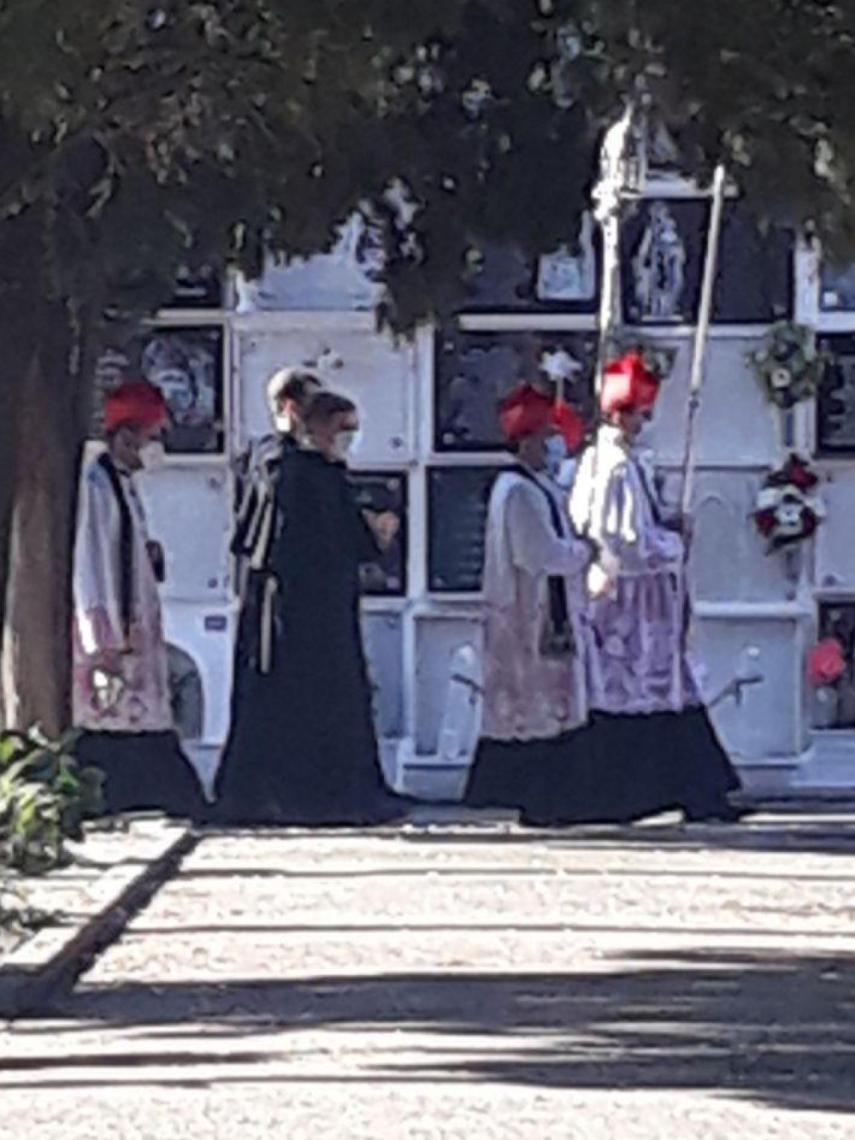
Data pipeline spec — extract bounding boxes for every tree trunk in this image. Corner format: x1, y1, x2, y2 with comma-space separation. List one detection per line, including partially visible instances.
1, 322, 87, 736
0, 378, 21, 702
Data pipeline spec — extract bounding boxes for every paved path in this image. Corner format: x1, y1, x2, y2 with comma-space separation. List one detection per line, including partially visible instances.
2, 812, 855, 1137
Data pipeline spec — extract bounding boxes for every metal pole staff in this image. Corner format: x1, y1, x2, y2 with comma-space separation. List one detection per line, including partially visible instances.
679, 163, 728, 521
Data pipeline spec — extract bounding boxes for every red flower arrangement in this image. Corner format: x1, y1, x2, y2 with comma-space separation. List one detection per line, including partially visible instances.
807, 638, 846, 687
752, 454, 825, 552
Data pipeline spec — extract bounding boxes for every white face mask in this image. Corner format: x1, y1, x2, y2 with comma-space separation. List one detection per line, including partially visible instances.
333, 429, 360, 460
544, 434, 568, 475
273, 412, 294, 436
138, 440, 167, 470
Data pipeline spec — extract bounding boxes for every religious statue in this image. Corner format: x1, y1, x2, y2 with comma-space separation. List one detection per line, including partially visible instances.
632, 201, 687, 321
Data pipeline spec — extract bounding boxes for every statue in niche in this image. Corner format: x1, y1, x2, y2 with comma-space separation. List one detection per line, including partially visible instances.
536, 211, 597, 303
632, 201, 687, 321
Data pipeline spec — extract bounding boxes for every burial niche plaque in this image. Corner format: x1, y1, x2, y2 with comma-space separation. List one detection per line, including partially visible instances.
817, 335, 855, 456
349, 471, 408, 597
435, 328, 597, 452
428, 466, 500, 592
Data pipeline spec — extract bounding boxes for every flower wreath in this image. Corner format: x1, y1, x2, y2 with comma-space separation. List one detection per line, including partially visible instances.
748, 322, 826, 409
752, 453, 825, 552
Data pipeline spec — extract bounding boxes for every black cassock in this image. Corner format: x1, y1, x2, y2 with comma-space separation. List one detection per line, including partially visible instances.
216, 448, 402, 825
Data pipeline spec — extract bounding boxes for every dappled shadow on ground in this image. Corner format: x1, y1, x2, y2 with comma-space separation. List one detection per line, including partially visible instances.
5, 948, 855, 1115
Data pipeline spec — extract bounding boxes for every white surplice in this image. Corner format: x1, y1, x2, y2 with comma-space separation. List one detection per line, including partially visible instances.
480, 467, 593, 742
569, 424, 701, 715
72, 456, 172, 733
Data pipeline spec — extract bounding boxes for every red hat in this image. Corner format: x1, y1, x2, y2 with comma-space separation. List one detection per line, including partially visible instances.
499, 384, 584, 450
104, 379, 169, 434
600, 351, 660, 416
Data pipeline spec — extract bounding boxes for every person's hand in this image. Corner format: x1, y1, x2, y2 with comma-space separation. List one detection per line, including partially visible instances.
587, 561, 616, 601
90, 654, 126, 713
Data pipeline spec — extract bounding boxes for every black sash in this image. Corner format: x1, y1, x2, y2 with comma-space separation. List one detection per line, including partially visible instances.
631, 453, 665, 527
511, 466, 575, 657
97, 453, 134, 642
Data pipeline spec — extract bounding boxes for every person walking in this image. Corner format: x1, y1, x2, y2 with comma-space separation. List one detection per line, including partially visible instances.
73, 379, 204, 818
465, 383, 606, 823
217, 391, 404, 825
569, 350, 743, 822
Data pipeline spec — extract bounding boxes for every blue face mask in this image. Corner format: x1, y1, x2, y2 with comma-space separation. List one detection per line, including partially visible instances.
544, 435, 568, 474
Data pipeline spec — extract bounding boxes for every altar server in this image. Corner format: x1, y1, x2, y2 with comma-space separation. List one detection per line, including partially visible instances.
569, 350, 743, 822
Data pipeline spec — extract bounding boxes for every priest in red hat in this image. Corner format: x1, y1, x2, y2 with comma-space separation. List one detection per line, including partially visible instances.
568, 351, 743, 822
465, 383, 608, 823
72, 379, 204, 818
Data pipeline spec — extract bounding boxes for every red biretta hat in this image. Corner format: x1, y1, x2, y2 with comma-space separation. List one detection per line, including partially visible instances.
499, 384, 584, 451
599, 351, 660, 417
104, 379, 169, 434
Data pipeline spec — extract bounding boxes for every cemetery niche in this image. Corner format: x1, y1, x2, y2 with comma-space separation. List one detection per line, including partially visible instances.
621, 199, 792, 325
463, 212, 600, 314
428, 466, 501, 593
820, 261, 855, 313
349, 471, 408, 597
810, 603, 855, 729
93, 324, 226, 455
435, 328, 598, 452
817, 335, 855, 455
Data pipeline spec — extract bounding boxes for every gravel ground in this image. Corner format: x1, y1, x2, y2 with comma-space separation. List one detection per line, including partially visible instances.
2, 811, 855, 1138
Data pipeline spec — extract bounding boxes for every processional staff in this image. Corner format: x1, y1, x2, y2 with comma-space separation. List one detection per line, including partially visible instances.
678, 162, 728, 526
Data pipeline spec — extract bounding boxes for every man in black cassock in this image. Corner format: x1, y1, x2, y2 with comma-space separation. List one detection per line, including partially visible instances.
230, 367, 322, 633
216, 390, 404, 825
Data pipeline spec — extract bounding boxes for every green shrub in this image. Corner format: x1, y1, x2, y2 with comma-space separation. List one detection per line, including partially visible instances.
0, 728, 104, 874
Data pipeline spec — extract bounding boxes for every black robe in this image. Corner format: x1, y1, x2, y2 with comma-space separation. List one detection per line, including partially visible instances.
216, 449, 402, 825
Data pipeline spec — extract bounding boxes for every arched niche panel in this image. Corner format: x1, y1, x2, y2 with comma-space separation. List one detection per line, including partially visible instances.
646, 337, 780, 468
662, 469, 801, 603
693, 617, 807, 759
414, 616, 484, 754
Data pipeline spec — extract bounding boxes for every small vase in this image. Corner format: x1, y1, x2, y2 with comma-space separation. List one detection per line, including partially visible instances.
776, 406, 796, 452
811, 684, 839, 729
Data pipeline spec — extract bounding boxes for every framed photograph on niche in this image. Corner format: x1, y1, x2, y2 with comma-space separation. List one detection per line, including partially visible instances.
817, 334, 855, 456
435, 327, 598, 452
349, 471, 408, 597
92, 324, 226, 455
621, 198, 793, 325
428, 466, 502, 592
